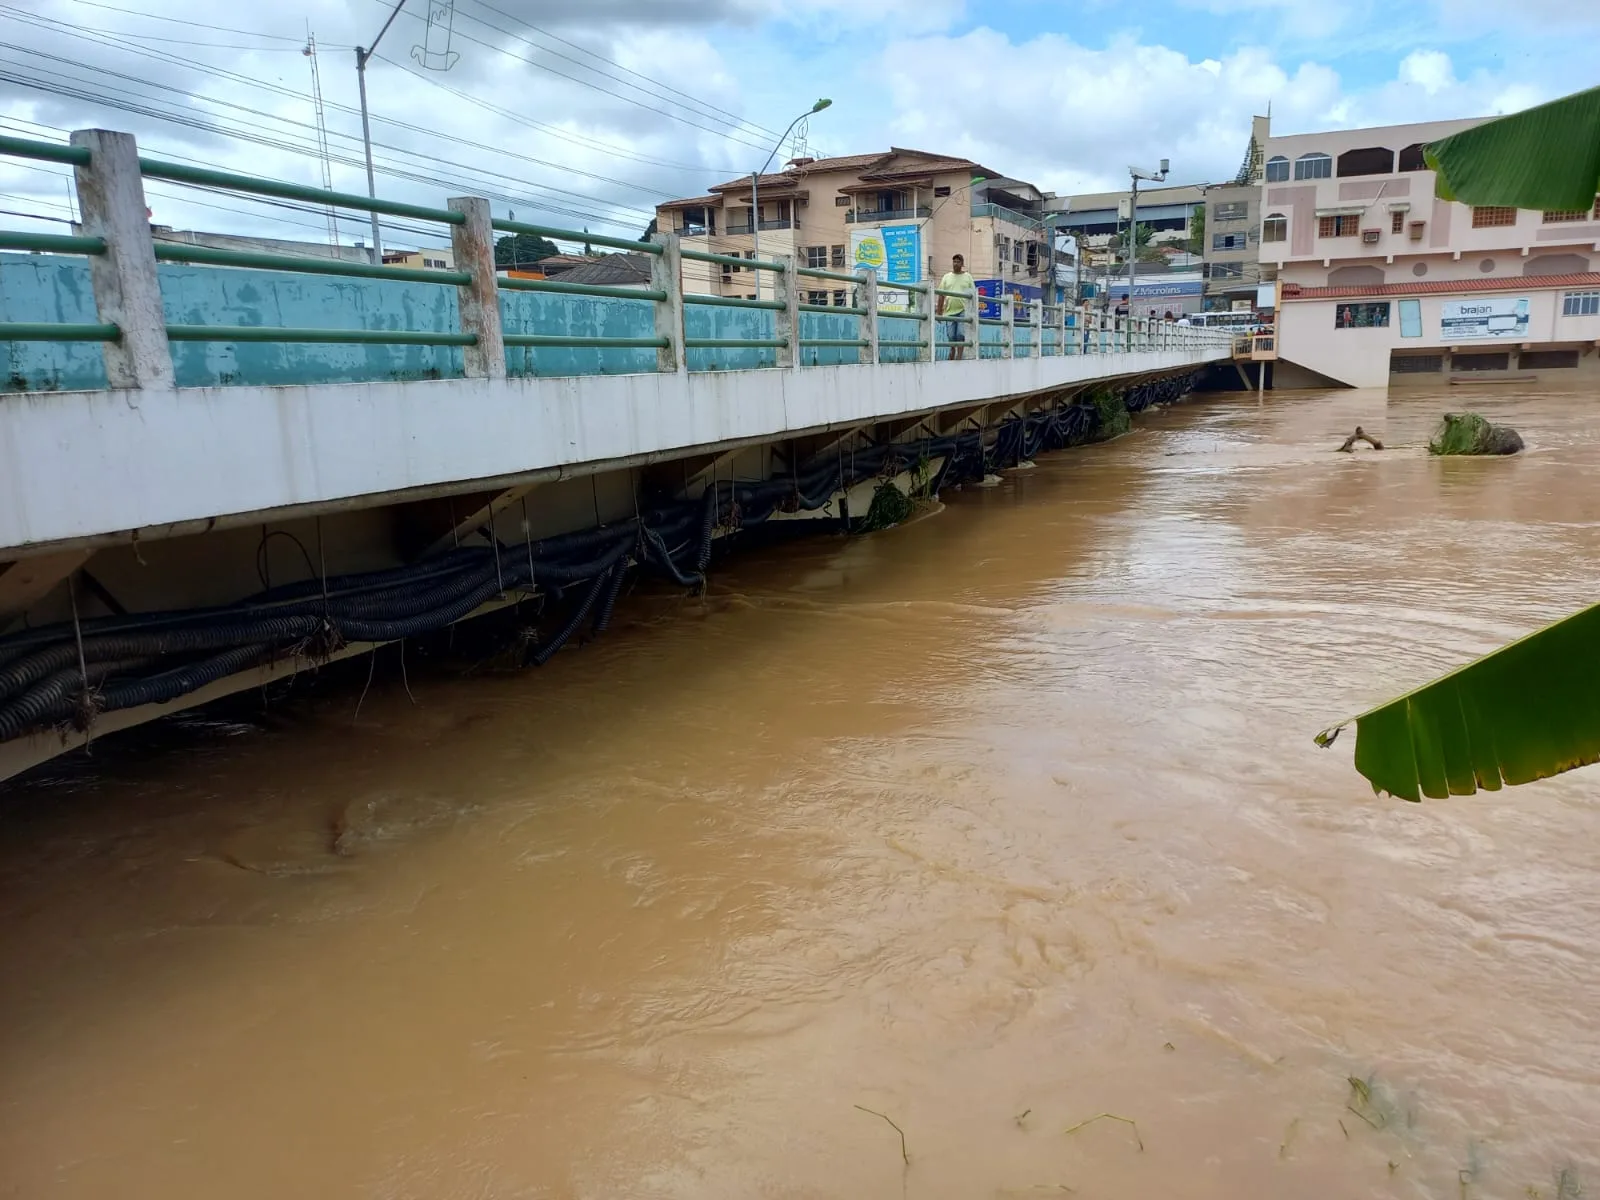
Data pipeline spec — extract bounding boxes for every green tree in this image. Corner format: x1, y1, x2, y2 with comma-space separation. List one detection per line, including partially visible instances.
493, 232, 559, 270
638, 217, 658, 243
1186, 204, 1206, 256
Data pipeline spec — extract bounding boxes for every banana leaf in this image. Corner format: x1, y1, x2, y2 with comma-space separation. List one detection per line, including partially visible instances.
1316, 603, 1600, 801
1425, 85, 1600, 212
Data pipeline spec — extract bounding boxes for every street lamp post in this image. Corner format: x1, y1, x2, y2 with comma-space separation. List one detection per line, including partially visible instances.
751, 98, 831, 300
355, 0, 408, 265
1125, 157, 1169, 331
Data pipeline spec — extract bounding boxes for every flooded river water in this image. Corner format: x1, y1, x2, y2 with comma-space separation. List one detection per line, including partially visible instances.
4, 386, 1599, 1198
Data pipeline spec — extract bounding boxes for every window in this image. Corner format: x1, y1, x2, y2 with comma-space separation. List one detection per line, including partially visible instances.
1265, 156, 1289, 182
805, 289, 828, 305
423, 258, 445, 268
1453, 352, 1509, 371
1213, 201, 1249, 221
1318, 214, 1359, 238
834, 195, 850, 206
1013, 240, 1024, 263
1212, 232, 1248, 250
1563, 291, 1600, 316
1336, 147, 1395, 177
832, 289, 846, 307
805, 245, 827, 268
1209, 263, 1243, 279
1262, 213, 1287, 242
1471, 206, 1518, 228
1398, 299, 1421, 338
1520, 350, 1580, 369
1294, 152, 1332, 180
1390, 353, 1443, 373
830, 244, 845, 268
1335, 302, 1390, 328
1397, 144, 1428, 172
934, 185, 951, 197
1543, 199, 1600, 222
1391, 210, 1405, 234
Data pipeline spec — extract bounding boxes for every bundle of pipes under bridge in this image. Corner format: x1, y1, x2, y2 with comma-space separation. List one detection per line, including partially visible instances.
0, 373, 1201, 745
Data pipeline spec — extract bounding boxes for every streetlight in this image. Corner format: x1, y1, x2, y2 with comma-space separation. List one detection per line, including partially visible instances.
1125, 157, 1169, 326
355, 0, 408, 265
751, 98, 831, 300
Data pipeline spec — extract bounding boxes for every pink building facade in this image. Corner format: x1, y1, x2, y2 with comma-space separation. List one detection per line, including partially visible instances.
1262, 117, 1600, 389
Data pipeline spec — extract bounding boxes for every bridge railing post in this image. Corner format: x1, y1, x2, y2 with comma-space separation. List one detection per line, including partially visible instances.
1002, 293, 1014, 359
774, 254, 799, 370
1058, 300, 1068, 357
447, 196, 505, 380
650, 233, 686, 375
1031, 299, 1042, 359
860, 270, 879, 365
71, 128, 173, 390
919, 278, 934, 364
971, 285, 982, 360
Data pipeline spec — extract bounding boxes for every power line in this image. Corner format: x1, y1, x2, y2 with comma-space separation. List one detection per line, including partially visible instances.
458, 0, 783, 141
0, 11, 672, 215
47, 0, 320, 44
376, 1, 777, 155
0, 52, 655, 230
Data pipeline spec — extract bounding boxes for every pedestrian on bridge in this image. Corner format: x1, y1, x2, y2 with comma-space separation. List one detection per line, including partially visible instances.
936, 253, 975, 361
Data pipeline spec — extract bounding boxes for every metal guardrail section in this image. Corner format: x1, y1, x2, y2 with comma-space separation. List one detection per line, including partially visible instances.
0, 127, 1235, 390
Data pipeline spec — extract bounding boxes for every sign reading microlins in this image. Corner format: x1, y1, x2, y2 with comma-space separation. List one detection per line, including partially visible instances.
1441, 297, 1529, 340
849, 223, 923, 311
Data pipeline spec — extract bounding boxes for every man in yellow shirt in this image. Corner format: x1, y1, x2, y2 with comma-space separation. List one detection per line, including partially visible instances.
935, 253, 975, 360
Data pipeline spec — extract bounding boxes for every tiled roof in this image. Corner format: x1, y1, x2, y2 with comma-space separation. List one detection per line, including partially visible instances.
554, 253, 653, 286
655, 193, 721, 209
1285, 271, 1600, 300
702, 148, 984, 195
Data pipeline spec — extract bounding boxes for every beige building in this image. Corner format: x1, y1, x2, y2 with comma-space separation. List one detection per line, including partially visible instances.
655, 149, 1058, 309
1263, 115, 1600, 388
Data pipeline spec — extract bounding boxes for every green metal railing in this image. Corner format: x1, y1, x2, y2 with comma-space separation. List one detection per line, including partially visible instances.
0, 128, 1235, 381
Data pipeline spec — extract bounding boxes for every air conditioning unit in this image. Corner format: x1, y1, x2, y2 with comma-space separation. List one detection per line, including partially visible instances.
1361, 229, 1381, 245
1408, 220, 1426, 241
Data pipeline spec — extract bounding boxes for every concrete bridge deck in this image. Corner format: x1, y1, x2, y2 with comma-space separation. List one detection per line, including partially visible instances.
0, 128, 1232, 778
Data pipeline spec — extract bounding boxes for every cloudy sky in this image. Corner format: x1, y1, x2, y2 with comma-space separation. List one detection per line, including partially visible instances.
0, 0, 1595, 252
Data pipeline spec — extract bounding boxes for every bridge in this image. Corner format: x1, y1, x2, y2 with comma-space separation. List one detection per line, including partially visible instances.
0, 128, 1233, 779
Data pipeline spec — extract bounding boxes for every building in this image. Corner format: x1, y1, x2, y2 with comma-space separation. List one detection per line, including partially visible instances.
553, 253, 653, 288
1202, 115, 1272, 312
1262, 115, 1600, 388
382, 247, 455, 270
654, 149, 1061, 311
1047, 182, 1206, 314
145, 226, 371, 262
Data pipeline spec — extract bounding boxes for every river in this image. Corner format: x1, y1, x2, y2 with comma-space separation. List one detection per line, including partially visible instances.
3, 386, 1598, 1198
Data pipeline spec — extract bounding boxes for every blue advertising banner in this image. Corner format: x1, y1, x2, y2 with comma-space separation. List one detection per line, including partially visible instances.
880, 224, 921, 286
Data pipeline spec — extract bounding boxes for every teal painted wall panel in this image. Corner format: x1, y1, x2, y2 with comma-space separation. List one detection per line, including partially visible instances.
3, 255, 986, 390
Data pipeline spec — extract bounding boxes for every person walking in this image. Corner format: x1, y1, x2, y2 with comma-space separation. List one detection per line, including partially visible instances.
936, 253, 976, 360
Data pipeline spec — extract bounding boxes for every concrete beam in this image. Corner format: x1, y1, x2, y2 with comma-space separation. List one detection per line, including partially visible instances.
0, 549, 92, 624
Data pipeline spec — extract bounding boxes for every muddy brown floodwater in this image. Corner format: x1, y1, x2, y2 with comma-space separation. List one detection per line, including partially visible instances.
4, 386, 1600, 1198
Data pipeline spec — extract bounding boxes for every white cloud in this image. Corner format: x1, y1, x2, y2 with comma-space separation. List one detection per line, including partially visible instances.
1396, 49, 1454, 95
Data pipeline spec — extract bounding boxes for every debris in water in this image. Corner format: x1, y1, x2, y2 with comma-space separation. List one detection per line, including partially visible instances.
1061, 1112, 1144, 1152
853, 1104, 910, 1165
1337, 426, 1384, 452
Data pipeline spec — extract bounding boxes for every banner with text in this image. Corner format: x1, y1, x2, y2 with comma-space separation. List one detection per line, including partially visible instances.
850, 223, 922, 312
1440, 297, 1529, 340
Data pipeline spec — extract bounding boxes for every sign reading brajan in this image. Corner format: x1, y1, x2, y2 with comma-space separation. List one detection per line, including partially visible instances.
1440, 297, 1529, 340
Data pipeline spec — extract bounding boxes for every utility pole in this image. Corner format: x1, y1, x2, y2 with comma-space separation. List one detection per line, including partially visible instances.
1126, 157, 1169, 325
354, 0, 407, 265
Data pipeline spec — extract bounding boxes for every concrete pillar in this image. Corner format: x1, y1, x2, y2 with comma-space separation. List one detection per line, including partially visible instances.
1030, 299, 1042, 359
970, 285, 982, 360
650, 233, 686, 375
447, 196, 505, 380
919, 281, 934, 364
774, 254, 799, 369
70, 129, 172, 390
859, 271, 879, 365
1002, 294, 1014, 359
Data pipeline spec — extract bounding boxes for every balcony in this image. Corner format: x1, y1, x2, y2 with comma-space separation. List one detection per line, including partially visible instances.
675, 225, 710, 238
971, 201, 1046, 234
725, 219, 799, 234
845, 206, 931, 224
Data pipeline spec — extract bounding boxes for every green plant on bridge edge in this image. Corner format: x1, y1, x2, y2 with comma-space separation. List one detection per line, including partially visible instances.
1318, 84, 1600, 800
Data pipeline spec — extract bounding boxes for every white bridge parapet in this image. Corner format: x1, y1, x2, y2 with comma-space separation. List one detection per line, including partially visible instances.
0, 347, 1226, 558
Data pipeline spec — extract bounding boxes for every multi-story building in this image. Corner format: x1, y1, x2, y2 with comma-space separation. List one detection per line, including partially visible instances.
1201, 115, 1272, 313
1262, 116, 1600, 388
1048, 182, 1206, 314
654, 149, 1059, 311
